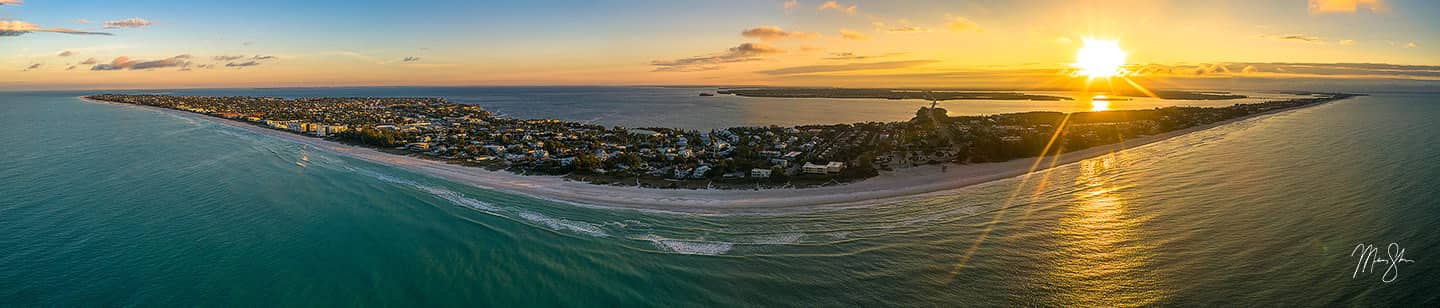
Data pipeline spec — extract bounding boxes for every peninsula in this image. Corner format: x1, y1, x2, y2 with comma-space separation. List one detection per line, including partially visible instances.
84, 92, 1356, 211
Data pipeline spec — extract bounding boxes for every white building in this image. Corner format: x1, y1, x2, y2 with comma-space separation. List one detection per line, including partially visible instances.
802, 162, 828, 174
751, 168, 772, 178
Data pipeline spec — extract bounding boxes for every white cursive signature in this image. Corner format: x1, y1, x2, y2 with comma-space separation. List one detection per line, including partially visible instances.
1351, 243, 1415, 283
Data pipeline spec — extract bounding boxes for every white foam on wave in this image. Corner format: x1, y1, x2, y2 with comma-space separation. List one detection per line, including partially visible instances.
518, 211, 610, 237
351, 167, 614, 238
351, 167, 421, 187
642, 235, 734, 255
748, 232, 804, 245
418, 186, 504, 213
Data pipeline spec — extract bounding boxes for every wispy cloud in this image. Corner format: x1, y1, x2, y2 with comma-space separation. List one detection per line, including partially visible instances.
872, 21, 928, 33
0, 0, 23, 6
817, 1, 856, 15
1406, 42, 1418, 48
402, 56, 421, 62
24, 63, 41, 71
57, 50, 75, 57
1308, 0, 1387, 14
651, 42, 784, 72
91, 54, 192, 71
741, 26, 818, 41
225, 61, 261, 68
946, 16, 982, 32
757, 60, 939, 75
824, 52, 903, 61
839, 29, 869, 40
251, 55, 276, 60
79, 58, 98, 65
1263, 34, 1323, 43
1, 20, 111, 37
103, 18, 154, 29
213, 55, 245, 61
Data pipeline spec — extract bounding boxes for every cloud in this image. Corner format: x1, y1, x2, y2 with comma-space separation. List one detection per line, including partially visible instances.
651, 42, 784, 72
0, 0, 21, 5
741, 26, 818, 41
1, 20, 112, 37
1308, 0, 1387, 14
91, 54, 192, 71
25, 63, 40, 71
1265, 34, 1322, 43
872, 20, 930, 33
1406, 42, 1418, 48
402, 56, 421, 62
79, 58, 98, 65
824, 52, 902, 61
251, 55, 276, 60
1339, 39, 1356, 45
75, 19, 90, 24
839, 29, 869, 40
946, 16, 982, 32
886, 25, 927, 33
225, 61, 260, 68
57, 50, 75, 57
103, 18, 153, 29
213, 55, 245, 61
757, 60, 940, 75
1130, 62, 1440, 79
817, 1, 856, 15
66, 65, 76, 70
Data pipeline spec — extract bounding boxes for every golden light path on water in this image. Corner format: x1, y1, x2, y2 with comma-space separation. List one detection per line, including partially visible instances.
1046, 154, 1166, 305
944, 36, 1169, 297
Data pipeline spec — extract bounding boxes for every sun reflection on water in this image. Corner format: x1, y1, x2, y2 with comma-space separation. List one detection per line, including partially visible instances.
1043, 153, 1167, 305
1089, 95, 1112, 112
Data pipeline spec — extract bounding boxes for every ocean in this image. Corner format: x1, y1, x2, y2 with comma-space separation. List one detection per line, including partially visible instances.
1, 88, 1436, 306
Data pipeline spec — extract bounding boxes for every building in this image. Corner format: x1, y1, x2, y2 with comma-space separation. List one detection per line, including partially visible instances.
803, 162, 846, 174
751, 168, 772, 178
691, 165, 712, 179
802, 162, 828, 174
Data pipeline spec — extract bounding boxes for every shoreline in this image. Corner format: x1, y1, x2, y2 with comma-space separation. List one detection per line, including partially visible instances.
80, 96, 1344, 214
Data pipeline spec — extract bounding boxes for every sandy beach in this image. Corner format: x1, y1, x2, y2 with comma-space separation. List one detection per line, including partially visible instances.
82, 96, 1340, 213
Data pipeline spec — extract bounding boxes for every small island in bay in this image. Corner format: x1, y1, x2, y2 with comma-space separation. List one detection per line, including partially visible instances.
84, 92, 1356, 191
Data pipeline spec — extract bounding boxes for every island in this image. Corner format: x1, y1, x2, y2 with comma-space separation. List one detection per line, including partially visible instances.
84, 92, 1357, 193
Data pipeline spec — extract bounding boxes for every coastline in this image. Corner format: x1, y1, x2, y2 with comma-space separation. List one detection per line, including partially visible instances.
80, 96, 1344, 213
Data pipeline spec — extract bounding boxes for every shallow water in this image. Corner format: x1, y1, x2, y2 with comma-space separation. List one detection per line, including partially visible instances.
1, 89, 1436, 306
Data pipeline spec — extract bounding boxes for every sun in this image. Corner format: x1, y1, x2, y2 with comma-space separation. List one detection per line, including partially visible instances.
1073, 39, 1127, 78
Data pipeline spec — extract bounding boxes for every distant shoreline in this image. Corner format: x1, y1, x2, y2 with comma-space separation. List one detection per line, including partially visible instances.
80, 95, 1349, 213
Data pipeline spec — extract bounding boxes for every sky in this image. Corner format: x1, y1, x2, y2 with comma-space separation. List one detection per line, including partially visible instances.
1, 0, 1437, 90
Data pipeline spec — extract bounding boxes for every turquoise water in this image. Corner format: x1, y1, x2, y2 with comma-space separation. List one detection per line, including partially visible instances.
1, 89, 1437, 306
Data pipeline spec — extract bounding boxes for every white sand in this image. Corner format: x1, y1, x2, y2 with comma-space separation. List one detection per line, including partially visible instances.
83, 96, 1338, 213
